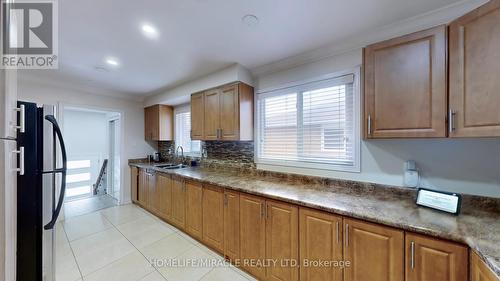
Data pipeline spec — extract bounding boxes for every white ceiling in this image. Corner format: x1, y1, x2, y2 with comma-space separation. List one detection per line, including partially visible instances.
21, 0, 465, 98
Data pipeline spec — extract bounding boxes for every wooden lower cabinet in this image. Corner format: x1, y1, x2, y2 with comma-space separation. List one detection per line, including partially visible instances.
202, 184, 224, 253
471, 251, 500, 281
223, 190, 240, 261
266, 200, 299, 281
156, 174, 172, 222
185, 181, 203, 240
171, 177, 186, 229
132, 171, 493, 281
344, 218, 404, 281
406, 233, 468, 281
299, 208, 343, 281
131, 167, 139, 203
239, 193, 267, 280
138, 169, 149, 207
148, 172, 158, 213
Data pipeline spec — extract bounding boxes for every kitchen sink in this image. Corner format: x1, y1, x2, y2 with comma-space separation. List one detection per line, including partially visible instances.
158, 164, 187, 170
155, 164, 176, 168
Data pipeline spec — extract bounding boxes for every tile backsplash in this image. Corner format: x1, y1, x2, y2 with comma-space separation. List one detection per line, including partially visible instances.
158, 141, 255, 169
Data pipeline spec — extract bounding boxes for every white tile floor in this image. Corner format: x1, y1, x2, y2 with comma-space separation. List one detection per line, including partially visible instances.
56, 203, 257, 281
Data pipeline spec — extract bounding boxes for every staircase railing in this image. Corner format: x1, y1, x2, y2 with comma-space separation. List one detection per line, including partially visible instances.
93, 159, 108, 195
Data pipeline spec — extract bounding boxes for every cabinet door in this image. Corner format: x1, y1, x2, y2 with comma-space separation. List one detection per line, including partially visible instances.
299, 208, 343, 281
406, 233, 468, 281
144, 106, 159, 141
138, 170, 148, 206
223, 190, 240, 262
191, 93, 204, 140
449, 0, 500, 137
185, 181, 203, 240
344, 218, 404, 281
171, 178, 186, 229
157, 174, 172, 222
203, 89, 220, 140
202, 184, 224, 253
149, 173, 158, 212
239, 194, 267, 280
471, 251, 500, 281
131, 167, 138, 203
219, 84, 239, 140
266, 200, 299, 281
364, 25, 447, 138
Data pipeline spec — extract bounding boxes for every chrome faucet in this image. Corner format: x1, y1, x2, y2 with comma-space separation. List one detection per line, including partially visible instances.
175, 146, 184, 164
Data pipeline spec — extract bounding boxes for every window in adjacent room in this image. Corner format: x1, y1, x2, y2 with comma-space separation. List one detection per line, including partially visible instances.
256, 70, 360, 172
174, 106, 201, 155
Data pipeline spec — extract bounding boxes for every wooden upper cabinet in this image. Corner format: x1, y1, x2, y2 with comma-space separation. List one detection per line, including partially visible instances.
223, 190, 240, 262
144, 104, 173, 141
344, 218, 404, 281
190, 92, 204, 140
364, 25, 447, 138
219, 84, 240, 140
406, 233, 468, 281
471, 251, 500, 281
203, 89, 220, 140
449, 0, 500, 137
239, 193, 267, 280
185, 181, 203, 240
266, 200, 299, 281
157, 174, 172, 222
299, 208, 343, 281
192, 82, 254, 141
171, 177, 186, 230
202, 184, 224, 253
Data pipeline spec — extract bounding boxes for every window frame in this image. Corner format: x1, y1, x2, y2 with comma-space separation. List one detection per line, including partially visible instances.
174, 104, 201, 156
254, 68, 361, 173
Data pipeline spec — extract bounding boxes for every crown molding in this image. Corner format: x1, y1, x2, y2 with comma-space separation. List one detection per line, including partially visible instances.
250, 0, 489, 77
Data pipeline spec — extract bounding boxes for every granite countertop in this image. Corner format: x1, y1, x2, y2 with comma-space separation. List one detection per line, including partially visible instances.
130, 162, 500, 276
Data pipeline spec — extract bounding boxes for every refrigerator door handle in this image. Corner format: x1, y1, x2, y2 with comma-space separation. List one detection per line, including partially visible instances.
43, 115, 67, 230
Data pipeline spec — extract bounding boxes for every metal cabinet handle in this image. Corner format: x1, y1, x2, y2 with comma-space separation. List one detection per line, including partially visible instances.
345, 224, 349, 247
224, 194, 228, 206
260, 203, 264, 218
14, 105, 25, 133
448, 109, 456, 133
367, 115, 372, 136
266, 204, 269, 219
410, 241, 415, 269
13, 147, 24, 175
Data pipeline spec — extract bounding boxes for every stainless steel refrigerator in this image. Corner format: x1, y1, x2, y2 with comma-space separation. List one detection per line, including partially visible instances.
1, 71, 67, 281
15, 101, 67, 281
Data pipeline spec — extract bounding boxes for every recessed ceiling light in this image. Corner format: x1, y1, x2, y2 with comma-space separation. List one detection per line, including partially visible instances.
141, 23, 159, 39
105, 57, 120, 67
242, 14, 259, 27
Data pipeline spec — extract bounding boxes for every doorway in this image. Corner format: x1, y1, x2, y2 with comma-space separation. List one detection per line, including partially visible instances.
108, 116, 121, 201
61, 107, 122, 218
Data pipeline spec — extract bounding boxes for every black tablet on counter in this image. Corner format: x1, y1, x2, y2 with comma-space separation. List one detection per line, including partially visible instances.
416, 188, 462, 215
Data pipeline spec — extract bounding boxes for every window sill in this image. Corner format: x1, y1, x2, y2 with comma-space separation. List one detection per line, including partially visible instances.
256, 159, 360, 173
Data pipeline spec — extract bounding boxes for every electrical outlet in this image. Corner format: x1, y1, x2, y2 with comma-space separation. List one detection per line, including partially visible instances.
404, 160, 419, 188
